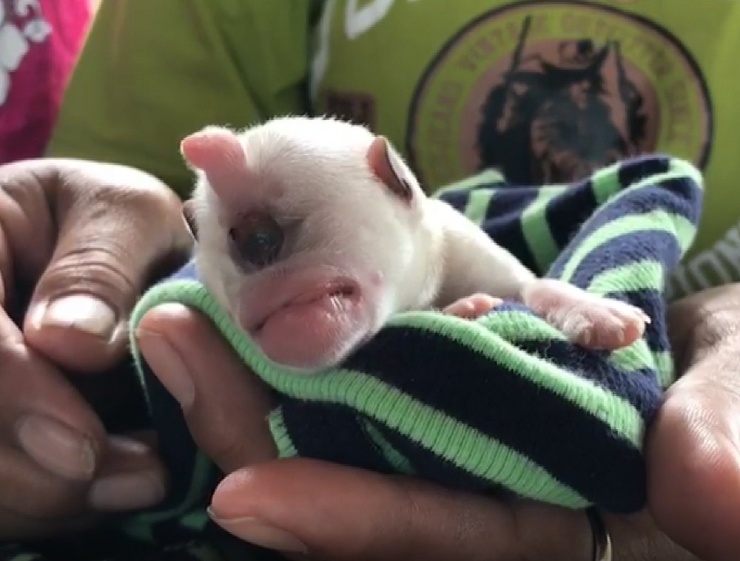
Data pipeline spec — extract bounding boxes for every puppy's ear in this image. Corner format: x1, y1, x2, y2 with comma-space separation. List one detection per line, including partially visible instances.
366, 136, 413, 203
180, 126, 248, 203
182, 200, 198, 242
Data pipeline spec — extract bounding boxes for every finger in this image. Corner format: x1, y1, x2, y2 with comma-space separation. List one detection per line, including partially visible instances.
21, 161, 191, 373
209, 458, 592, 561
0, 308, 106, 481
647, 349, 740, 561
86, 433, 167, 512
0, 161, 56, 307
0, 434, 166, 540
0, 310, 165, 512
136, 304, 277, 473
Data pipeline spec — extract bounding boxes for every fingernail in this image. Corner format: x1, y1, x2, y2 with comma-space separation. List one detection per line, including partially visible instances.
16, 414, 96, 480
136, 331, 195, 408
209, 512, 307, 554
33, 295, 117, 340
89, 471, 165, 511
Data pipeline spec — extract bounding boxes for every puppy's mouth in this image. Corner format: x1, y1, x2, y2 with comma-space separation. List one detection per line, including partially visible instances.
251, 281, 359, 333
241, 278, 367, 372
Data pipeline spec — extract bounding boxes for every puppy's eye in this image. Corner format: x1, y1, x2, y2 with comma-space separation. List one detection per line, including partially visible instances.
228, 212, 284, 269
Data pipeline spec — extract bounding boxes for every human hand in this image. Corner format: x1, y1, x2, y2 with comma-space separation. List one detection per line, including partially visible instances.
137, 304, 695, 561
0, 159, 192, 539
648, 282, 740, 561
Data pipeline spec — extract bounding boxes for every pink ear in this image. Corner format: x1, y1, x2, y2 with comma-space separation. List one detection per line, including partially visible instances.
367, 136, 413, 203
181, 127, 248, 200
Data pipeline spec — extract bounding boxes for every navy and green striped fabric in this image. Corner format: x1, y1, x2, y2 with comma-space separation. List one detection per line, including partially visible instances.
127, 155, 703, 536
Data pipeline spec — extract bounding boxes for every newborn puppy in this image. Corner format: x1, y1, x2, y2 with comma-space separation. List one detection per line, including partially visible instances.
180, 116, 649, 373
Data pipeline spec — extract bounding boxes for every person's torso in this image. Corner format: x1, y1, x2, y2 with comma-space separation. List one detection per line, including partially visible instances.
309, 0, 740, 299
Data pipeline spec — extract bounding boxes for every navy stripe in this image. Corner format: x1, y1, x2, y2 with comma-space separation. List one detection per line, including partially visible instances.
346, 327, 647, 512
484, 187, 541, 219
373, 423, 511, 493
513, 339, 663, 418
436, 175, 510, 212
280, 401, 397, 475
567, 231, 679, 288
617, 155, 671, 187
597, 180, 702, 224
549, 186, 697, 279
544, 179, 599, 251
371, 420, 644, 512
602, 289, 671, 353
438, 189, 473, 214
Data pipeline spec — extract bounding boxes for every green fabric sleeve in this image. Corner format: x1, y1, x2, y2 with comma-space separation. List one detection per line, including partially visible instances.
46, 0, 322, 197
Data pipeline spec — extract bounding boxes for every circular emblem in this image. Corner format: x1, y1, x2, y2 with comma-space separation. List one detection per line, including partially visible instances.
406, 1, 713, 188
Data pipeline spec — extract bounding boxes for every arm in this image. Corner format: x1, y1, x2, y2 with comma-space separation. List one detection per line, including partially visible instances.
430, 198, 537, 303
46, 0, 322, 197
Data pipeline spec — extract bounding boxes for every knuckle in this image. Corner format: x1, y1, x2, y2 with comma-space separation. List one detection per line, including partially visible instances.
0, 337, 36, 399
39, 245, 138, 303
73, 165, 183, 227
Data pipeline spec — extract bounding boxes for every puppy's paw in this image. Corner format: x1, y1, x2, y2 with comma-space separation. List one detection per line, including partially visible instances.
442, 293, 503, 319
522, 279, 650, 350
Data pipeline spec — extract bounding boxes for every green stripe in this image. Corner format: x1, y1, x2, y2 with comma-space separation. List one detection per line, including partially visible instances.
433, 168, 505, 198
521, 188, 561, 273
610, 340, 654, 372
464, 189, 494, 226
588, 167, 703, 229
590, 163, 623, 205
560, 211, 695, 283
585, 262, 677, 383
392, 313, 643, 446
472, 310, 670, 389
654, 350, 675, 388
363, 421, 416, 475
478, 310, 568, 342
479, 310, 671, 395
179, 510, 209, 532
586, 260, 664, 296
589, 158, 703, 205
609, 344, 674, 388
664, 158, 705, 190
119, 449, 215, 542
269, 407, 299, 458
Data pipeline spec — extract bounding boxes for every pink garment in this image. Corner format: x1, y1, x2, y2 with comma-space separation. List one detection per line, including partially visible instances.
0, 0, 91, 163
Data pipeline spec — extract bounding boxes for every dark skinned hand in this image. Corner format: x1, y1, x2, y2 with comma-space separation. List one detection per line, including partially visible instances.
0, 159, 191, 539
648, 282, 740, 561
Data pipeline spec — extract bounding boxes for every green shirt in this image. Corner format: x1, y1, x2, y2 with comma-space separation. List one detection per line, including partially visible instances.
48, 0, 740, 299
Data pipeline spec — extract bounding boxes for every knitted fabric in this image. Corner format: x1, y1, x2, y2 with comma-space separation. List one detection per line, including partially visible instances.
126, 155, 703, 539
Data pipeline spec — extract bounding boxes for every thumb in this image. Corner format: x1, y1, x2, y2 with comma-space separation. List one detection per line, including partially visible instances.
209, 459, 593, 561
23, 162, 191, 373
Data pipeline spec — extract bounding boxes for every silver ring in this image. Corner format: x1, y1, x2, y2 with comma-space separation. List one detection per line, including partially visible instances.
586, 507, 613, 561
